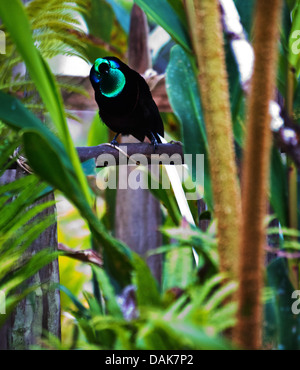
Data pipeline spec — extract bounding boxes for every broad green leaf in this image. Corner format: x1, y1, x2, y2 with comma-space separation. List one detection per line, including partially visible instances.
134, 0, 191, 53
132, 253, 160, 307
145, 166, 181, 225
167, 321, 233, 350
91, 316, 132, 349
204, 281, 237, 311
166, 45, 213, 209
234, 0, 256, 38
22, 131, 80, 199
1, 248, 59, 294
1, 199, 55, 239
93, 266, 123, 317
59, 284, 89, 318
163, 246, 194, 292
105, 0, 132, 34
82, 0, 114, 41
270, 147, 289, 227
87, 113, 109, 147
82, 0, 117, 63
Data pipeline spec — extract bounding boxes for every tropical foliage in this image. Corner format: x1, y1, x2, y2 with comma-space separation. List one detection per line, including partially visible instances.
0, 0, 300, 350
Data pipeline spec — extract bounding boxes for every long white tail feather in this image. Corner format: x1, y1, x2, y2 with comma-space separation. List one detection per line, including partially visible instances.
158, 135, 199, 265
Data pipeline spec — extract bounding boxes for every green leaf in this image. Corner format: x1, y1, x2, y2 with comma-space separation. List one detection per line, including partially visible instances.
87, 113, 109, 147
145, 166, 181, 225
234, 0, 256, 37
167, 321, 233, 350
163, 246, 195, 292
59, 284, 89, 318
166, 45, 213, 209
134, 0, 191, 53
82, 0, 114, 41
132, 253, 160, 307
105, 0, 132, 34
22, 131, 79, 197
270, 147, 289, 227
1, 248, 59, 295
93, 266, 123, 317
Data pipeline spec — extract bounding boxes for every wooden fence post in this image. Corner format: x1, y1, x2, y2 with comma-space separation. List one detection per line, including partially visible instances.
0, 168, 60, 349
115, 5, 162, 281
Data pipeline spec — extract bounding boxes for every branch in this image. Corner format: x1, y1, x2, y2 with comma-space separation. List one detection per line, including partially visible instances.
58, 243, 103, 267
76, 142, 184, 167
8, 142, 184, 173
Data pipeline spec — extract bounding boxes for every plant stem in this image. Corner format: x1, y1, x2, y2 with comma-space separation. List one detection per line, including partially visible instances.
185, 0, 241, 277
233, 0, 283, 349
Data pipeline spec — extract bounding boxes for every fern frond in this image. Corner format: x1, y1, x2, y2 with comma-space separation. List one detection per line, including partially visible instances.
58, 82, 90, 98
28, 3, 87, 17
65, 111, 83, 123
0, 0, 90, 124
34, 31, 87, 59
0, 79, 35, 92
23, 103, 44, 111
41, 47, 88, 63
32, 14, 82, 30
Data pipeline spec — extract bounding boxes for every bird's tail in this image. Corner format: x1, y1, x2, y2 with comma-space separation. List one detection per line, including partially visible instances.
158, 134, 199, 265
156, 133, 163, 144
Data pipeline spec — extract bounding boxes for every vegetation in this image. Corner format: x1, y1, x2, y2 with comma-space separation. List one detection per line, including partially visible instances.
0, 0, 300, 350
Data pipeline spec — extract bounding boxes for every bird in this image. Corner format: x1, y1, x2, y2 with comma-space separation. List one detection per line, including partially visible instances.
89, 56, 164, 148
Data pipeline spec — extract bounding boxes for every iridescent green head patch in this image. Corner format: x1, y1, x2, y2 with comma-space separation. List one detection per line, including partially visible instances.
93, 58, 126, 98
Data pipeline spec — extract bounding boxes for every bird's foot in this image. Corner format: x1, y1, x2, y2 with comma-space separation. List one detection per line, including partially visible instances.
110, 139, 119, 147
149, 132, 159, 151
151, 138, 158, 151
110, 133, 120, 147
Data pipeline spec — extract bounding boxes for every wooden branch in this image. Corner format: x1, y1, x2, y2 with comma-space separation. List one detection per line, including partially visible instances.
76, 142, 184, 167
8, 142, 184, 172
58, 243, 103, 267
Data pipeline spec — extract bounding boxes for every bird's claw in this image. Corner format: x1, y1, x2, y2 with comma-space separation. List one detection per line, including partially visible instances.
151, 138, 158, 151
110, 139, 119, 147
110, 133, 120, 147
148, 131, 159, 151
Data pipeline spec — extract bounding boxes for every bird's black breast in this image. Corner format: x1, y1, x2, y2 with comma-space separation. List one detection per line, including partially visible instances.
90, 60, 164, 142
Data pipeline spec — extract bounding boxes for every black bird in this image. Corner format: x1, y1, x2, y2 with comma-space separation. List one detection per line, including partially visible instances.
90, 56, 164, 147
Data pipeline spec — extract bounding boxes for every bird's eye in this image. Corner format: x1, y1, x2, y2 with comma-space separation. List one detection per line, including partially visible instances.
97, 62, 110, 74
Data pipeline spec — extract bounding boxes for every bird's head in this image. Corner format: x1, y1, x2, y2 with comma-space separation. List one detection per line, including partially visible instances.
90, 57, 126, 98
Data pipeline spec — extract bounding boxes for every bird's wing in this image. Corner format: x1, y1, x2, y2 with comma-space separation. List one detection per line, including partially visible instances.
136, 74, 164, 138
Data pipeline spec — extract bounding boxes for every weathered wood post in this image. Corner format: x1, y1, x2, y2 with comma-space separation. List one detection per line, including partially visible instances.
115, 5, 162, 281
